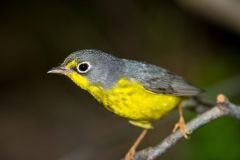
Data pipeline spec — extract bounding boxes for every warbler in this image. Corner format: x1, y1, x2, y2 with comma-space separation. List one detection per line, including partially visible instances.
48, 49, 202, 160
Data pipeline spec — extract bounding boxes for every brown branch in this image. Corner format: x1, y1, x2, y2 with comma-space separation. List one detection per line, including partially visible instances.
120, 94, 240, 160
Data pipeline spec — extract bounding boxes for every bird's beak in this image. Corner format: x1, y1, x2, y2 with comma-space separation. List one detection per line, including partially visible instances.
47, 66, 69, 74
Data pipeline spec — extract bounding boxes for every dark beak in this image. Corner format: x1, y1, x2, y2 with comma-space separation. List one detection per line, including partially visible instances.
47, 66, 69, 74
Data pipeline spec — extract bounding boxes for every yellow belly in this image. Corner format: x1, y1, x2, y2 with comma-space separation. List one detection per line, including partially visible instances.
102, 78, 181, 120
66, 72, 181, 129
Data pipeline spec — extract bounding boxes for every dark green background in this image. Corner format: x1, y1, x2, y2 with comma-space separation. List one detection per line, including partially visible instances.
0, 1, 240, 160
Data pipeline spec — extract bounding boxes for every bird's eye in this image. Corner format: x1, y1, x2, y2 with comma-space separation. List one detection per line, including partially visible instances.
76, 62, 91, 73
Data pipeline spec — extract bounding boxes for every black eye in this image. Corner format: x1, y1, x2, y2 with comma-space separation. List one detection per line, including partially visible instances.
77, 62, 91, 73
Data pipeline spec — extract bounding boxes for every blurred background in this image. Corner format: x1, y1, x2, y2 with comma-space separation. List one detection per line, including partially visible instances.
0, 0, 240, 160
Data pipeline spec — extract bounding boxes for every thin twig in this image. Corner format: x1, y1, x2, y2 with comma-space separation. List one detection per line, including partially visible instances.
120, 94, 240, 160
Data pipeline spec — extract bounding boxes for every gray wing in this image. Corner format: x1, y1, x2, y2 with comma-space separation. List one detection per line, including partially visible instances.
144, 71, 202, 96
123, 59, 202, 96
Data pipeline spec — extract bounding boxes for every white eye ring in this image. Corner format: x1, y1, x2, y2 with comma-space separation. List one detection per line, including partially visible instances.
76, 62, 91, 73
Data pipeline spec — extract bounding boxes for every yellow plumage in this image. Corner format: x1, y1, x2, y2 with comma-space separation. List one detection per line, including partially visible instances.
48, 49, 202, 159
65, 60, 181, 129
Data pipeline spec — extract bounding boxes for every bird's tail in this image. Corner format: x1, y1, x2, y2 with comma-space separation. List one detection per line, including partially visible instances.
181, 97, 215, 114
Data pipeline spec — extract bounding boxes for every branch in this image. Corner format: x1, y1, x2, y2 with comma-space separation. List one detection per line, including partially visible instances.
120, 94, 240, 160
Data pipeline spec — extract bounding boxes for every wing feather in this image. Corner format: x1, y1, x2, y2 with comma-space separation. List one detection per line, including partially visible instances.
123, 59, 202, 96
145, 71, 202, 96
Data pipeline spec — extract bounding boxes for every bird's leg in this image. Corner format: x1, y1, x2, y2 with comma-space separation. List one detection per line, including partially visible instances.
125, 129, 148, 160
173, 104, 191, 139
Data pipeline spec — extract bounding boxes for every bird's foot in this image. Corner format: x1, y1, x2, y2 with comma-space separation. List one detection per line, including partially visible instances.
173, 116, 191, 139
125, 147, 135, 160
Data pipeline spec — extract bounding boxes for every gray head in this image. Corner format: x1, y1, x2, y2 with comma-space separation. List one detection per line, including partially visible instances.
48, 49, 202, 96
48, 49, 124, 89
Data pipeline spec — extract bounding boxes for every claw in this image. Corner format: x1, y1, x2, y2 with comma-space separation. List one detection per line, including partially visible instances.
125, 147, 135, 160
173, 104, 191, 139
173, 116, 189, 139
125, 129, 148, 160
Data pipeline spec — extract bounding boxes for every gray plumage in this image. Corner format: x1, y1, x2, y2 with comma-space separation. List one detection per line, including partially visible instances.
63, 49, 202, 96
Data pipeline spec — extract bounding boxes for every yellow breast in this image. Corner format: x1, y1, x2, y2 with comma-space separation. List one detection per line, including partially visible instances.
103, 78, 181, 121
66, 70, 181, 128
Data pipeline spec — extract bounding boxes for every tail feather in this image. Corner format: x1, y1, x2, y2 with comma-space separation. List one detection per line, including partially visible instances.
181, 97, 215, 114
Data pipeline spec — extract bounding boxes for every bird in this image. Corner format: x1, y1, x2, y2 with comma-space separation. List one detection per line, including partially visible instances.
48, 49, 202, 160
